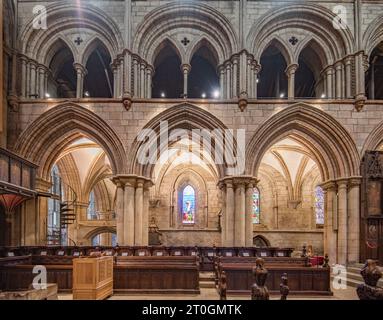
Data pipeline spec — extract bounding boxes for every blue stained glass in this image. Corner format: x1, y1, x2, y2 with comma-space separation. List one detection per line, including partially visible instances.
252, 188, 260, 224
315, 186, 324, 225
182, 185, 195, 224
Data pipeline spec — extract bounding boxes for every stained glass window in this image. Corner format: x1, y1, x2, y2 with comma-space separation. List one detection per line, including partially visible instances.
182, 185, 195, 224
252, 188, 260, 224
87, 190, 97, 220
315, 186, 324, 225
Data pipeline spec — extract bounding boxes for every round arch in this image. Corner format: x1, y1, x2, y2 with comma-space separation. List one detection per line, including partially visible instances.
127, 103, 239, 180
246, 103, 360, 181
248, 4, 354, 63
133, 2, 238, 65
14, 102, 127, 180
84, 227, 116, 241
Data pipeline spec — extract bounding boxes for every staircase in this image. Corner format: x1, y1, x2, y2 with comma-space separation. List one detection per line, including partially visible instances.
199, 272, 216, 289
333, 263, 383, 288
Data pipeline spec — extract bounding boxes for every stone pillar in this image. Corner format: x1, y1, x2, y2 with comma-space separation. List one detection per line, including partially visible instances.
253, 65, 261, 99
219, 66, 225, 99
135, 180, 144, 245
116, 62, 121, 98
245, 182, 254, 247
38, 66, 46, 98
20, 57, 28, 98
225, 181, 235, 246
335, 62, 343, 99
142, 186, 150, 246
115, 182, 125, 245
325, 67, 334, 99
285, 64, 298, 99
181, 64, 191, 98
232, 56, 239, 98
370, 58, 375, 100
124, 178, 135, 246
234, 182, 246, 247
133, 57, 139, 97
123, 52, 132, 98
146, 67, 152, 99
73, 63, 87, 98
348, 178, 361, 264
100, 232, 109, 246
322, 181, 337, 265
35, 178, 53, 245
344, 57, 353, 98
355, 52, 366, 99
337, 179, 348, 265
140, 63, 146, 98
247, 58, 253, 98
26, 62, 30, 97
220, 186, 227, 245
225, 62, 232, 99
112, 63, 118, 98
239, 51, 248, 98
29, 62, 37, 98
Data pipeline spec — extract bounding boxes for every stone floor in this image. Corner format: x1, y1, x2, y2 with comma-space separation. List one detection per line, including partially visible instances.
59, 284, 358, 300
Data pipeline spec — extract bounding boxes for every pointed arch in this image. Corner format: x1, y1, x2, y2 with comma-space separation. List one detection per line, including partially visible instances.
84, 227, 116, 241
152, 38, 183, 66
127, 103, 238, 179
248, 4, 354, 62
362, 119, 383, 154
258, 37, 292, 66
363, 15, 383, 58
133, 2, 238, 64
188, 38, 220, 67
246, 103, 360, 181
81, 36, 114, 66
14, 102, 126, 180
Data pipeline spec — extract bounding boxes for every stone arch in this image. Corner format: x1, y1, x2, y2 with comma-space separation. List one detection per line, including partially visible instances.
246, 103, 360, 181
248, 4, 354, 63
20, 1, 123, 62
363, 15, 383, 58
44, 37, 77, 67
258, 37, 293, 66
127, 103, 238, 180
14, 102, 126, 180
133, 2, 238, 65
84, 227, 116, 241
362, 119, 383, 154
187, 37, 220, 66
80, 36, 114, 67
151, 38, 183, 66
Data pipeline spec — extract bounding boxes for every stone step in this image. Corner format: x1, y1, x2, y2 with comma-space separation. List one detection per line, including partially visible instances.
199, 281, 216, 289
199, 272, 215, 281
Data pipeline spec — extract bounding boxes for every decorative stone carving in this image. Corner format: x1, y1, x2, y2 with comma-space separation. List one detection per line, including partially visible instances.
238, 91, 248, 112
122, 96, 132, 111
251, 258, 269, 300
356, 260, 383, 300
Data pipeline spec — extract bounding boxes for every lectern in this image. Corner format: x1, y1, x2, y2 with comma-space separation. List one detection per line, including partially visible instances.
73, 256, 113, 300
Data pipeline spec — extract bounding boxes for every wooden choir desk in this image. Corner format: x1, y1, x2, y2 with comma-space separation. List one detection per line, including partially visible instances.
73, 256, 113, 300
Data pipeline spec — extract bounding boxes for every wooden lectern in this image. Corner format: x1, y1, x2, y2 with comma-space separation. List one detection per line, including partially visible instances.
73, 256, 113, 300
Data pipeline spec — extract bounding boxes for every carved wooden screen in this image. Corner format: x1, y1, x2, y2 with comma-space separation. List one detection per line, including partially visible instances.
360, 151, 383, 265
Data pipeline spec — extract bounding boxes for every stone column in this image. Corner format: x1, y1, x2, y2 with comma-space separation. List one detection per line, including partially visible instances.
73, 63, 87, 98
337, 179, 348, 265
146, 67, 153, 99
112, 63, 118, 98
219, 66, 225, 99
239, 51, 248, 98
123, 52, 132, 98
285, 64, 298, 99
38, 66, 46, 99
225, 62, 232, 99
220, 186, 227, 245
115, 182, 125, 245
140, 63, 146, 98
348, 177, 361, 264
225, 181, 235, 246
234, 181, 245, 246
100, 232, 109, 246
344, 57, 353, 99
20, 57, 28, 98
325, 67, 334, 99
29, 62, 37, 98
124, 177, 136, 245
232, 56, 239, 98
117, 60, 123, 98
322, 181, 337, 265
35, 178, 52, 245
135, 180, 144, 245
245, 182, 254, 247
26, 62, 31, 97
253, 65, 261, 99
142, 184, 151, 246
335, 62, 343, 99
133, 57, 139, 97
181, 64, 191, 98
355, 52, 366, 99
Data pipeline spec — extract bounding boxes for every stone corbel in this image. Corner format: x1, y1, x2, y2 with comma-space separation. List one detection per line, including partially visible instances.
238, 91, 248, 112
288, 199, 301, 209
7, 94, 19, 112
122, 95, 132, 111
355, 95, 366, 112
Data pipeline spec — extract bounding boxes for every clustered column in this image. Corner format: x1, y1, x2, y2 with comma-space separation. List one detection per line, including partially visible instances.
112, 175, 153, 246
321, 177, 362, 266
219, 176, 258, 247
73, 63, 87, 99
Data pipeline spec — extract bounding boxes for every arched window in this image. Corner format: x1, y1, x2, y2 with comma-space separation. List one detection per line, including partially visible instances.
366, 44, 383, 100
252, 187, 260, 224
111, 233, 117, 246
91, 234, 100, 246
315, 186, 324, 225
182, 185, 196, 224
87, 190, 97, 220
47, 165, 61, 244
